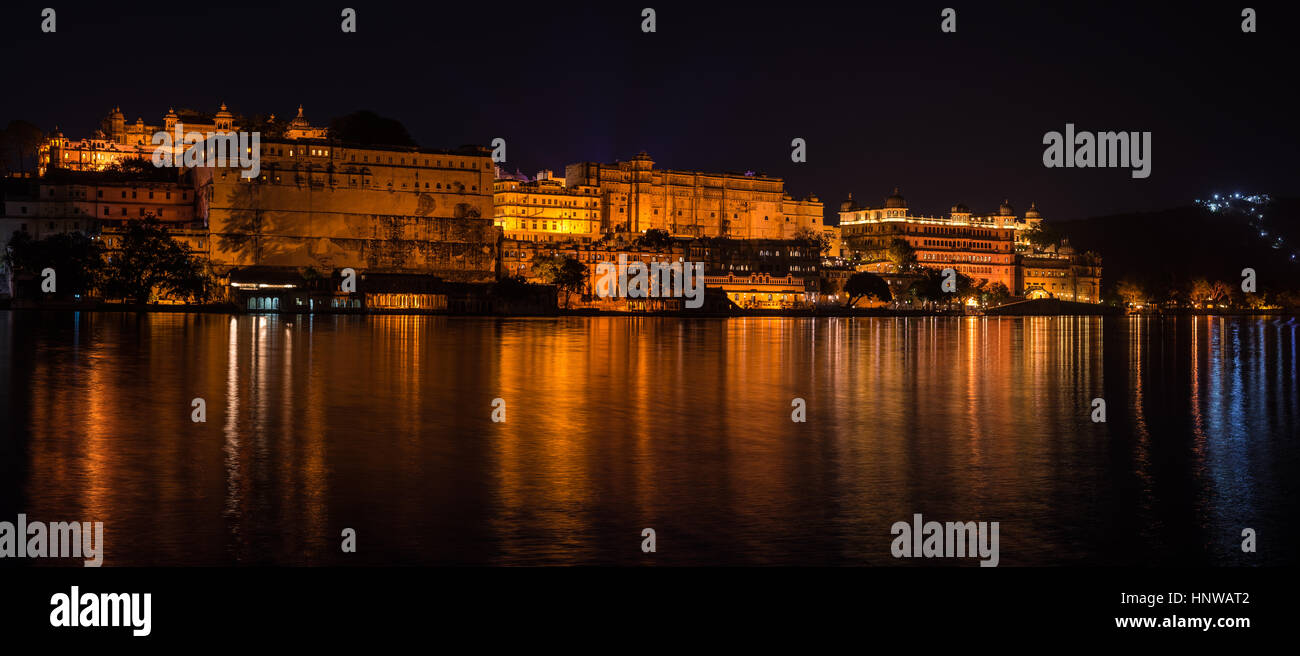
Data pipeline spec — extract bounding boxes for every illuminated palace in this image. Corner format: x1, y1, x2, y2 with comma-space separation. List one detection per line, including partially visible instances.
14, 103, 501, 308
493, 169, 602, 242
203, 126, 497, 283
37, 104, 328, 176
840, 189, 1102, 302
556, 151, 824, 240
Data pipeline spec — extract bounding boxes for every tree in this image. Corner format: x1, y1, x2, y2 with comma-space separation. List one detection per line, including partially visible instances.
844, 271, 891, 307
1210, 280, 1234, 307
984, 281, 1011, 306
328, 110, 416, 147
819, 275, 842, 300
0, 120, 44, 176
491, 274, 532, 301
1188, 278, 1215, 308
907, 268, 974, 307
102, 216, 210, 304
792, 226, 831, 255
5, 230, 106, 298
105, 158, 158, 176
1116, 278, 1146, 306
1021, 223, 1061, 251
634, 228, 674, 250
530, 254, 588, 309
885, 238, 917, 272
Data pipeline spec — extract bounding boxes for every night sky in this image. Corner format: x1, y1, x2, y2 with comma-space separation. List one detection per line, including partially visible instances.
2, 1, 1297, 222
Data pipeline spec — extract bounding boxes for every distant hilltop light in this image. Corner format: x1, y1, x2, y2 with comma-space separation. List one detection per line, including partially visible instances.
1194, 192, 1294, 262
1195, 192, 1270, 213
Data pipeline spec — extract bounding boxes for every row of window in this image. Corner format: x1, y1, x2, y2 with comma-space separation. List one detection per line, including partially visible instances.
46, 189, 186, 201
270, 146, 490, 171
923, 239, 998, 250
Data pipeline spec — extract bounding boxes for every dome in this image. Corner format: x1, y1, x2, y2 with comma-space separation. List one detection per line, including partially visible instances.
110, 106, 124, 119
884, 187, 906, 209
951, 202, 969, 214
1025, 202, 1041, 219
290, 104, 308, 126
998, 199, 1014, 216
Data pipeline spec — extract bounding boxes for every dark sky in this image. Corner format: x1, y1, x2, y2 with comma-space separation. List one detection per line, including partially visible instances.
2, 1, 1297, 222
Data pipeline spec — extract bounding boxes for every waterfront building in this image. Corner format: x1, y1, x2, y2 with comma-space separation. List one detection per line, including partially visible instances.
493, 170, 602, 243
839, 189, 1019, 291
37, 103, 290, 176
501, 235, 821, 310
1016, 241, 1103, 303
839, 189, 1101, 302
203, 137, 498, 281
563, 152, 823, 240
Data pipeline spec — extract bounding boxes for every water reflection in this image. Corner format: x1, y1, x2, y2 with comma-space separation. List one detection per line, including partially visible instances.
1, 313, 1295, 565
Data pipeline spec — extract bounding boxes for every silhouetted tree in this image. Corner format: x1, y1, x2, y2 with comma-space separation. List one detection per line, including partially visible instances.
792, 226, 831, 255
329, 111, 416, 147
1021, 223, 1061, 251
530, 254, 588, 309
1116, 279, 1146, 306
984, 281, 1011, 306
102, 216, 210, 304
844, 271, 891, 306
491, 274, 532, 300
4, 230, 106, 298
886, 238, 917, 272
0, 120, 44, 176
635, 228, 674, 250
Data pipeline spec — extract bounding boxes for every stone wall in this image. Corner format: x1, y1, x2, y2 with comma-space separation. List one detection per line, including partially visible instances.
206, 175, 500, 281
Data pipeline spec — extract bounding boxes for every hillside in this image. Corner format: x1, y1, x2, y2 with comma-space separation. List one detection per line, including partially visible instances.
1054, 196, 1300, 296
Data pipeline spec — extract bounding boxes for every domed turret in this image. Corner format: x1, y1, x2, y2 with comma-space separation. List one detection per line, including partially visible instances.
998, 199, 1015, 216
840, 193, 855, 212
951, 202, 970, 214
214, 102, 234, 131
107, 106, 127, 144
884, 187, 906, 209
1025, 202, 1041, 220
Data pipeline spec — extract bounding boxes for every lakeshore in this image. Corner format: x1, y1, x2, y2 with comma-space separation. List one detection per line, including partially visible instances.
0, 297, 1142, 317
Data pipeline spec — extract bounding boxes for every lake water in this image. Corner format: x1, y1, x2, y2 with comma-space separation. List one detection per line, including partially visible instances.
1, 312, 1296, 565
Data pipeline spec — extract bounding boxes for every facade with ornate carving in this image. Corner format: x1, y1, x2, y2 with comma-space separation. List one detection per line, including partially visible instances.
563, 152, 823, 240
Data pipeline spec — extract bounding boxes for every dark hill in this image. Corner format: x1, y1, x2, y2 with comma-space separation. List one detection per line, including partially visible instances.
1054, 197, 1300, 295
